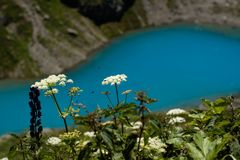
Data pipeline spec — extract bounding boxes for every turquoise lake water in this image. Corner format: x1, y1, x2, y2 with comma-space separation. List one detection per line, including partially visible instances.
1, 25, 240, 135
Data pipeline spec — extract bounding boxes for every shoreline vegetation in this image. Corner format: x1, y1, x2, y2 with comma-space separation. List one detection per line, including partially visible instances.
1, 74, 240, 159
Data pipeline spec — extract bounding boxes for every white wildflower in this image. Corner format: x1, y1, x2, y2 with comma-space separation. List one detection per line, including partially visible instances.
58, 74, 67, 79
102, 74, 127, 86
147, 137, 167, 152
138, 137, 166, 153
59, 81, 66, 86
47, 137, 61, 145
46, 75, 60, 85
0, 158, 8, 160
67, 79, 74, 83
44, 88, 58, 96
122, 89, 132, 95
101, 121, 114, 126
82, 140, 90, 146
166, 108, 187, 116
169, 116, 186, 124
60, 77, 67, 82
84, 131, 96, 138
131, 121, 142, 130
31, 74, 73, 91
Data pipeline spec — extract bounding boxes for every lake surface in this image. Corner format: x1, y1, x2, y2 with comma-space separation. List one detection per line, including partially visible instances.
1, 25, 240, 135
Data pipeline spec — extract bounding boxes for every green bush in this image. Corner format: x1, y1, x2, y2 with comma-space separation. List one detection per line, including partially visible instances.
2, 74, 240, 160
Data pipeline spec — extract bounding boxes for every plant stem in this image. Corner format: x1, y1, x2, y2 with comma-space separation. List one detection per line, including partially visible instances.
124, 94, 128, 104
106, 94, 114, 107
20, 139, 26, 160
68, 95, 73, 110
50, 87, 68, 132
137, 102, 145, 159
121, 122, 124, 135
114, 83, 120, 105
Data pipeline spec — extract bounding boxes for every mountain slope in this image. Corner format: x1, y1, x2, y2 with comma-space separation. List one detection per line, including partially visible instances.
1, 0, 240, 79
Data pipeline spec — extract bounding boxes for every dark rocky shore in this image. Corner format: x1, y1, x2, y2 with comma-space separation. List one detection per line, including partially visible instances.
1, 0, 240, 79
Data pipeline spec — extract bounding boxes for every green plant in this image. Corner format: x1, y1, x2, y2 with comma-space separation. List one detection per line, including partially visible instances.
4, 74, 240, 159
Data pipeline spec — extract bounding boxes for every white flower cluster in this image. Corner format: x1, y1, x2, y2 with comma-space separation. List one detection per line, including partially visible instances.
102, 74, 127, 86
137, 137, 166, 153
166, 108, 187, 124
131, 121, 142, 130
47, 137, 62, 145
84, 131, 96, 138
166, 108, 187, 115
169, 116, 186, 124
31, 74, 73, 96
0, 157, 8, 160
147, 137, 167, 152
31, 74, 73, 90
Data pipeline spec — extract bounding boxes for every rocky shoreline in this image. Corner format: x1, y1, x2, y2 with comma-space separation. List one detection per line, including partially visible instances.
2, 0, 240, 79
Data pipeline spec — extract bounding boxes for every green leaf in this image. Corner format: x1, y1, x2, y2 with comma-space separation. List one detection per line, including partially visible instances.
167, 138, 184, 148
113, 152, 124, 160
221, 154, 238, 160
123, 134, 138, 160
149, 120, 160, 131
186, 143, 204, 160
100, 131, 114, 151
78, 142, 92, 160
213, 106, 225, 114
10, 133, 19, 139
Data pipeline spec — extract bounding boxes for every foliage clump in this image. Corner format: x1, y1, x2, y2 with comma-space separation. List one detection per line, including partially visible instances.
2, 74, 240, 160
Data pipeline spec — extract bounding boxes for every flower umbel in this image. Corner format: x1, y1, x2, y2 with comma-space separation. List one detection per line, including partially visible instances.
131, 121, 142, 130
147, 137, 167, 152
166, 108, 187, 116
169, 116, 186, 124
47, 137, 62, 145
31, 74, 74, 95
84, 131, 96, 138
102, 74, 127, 86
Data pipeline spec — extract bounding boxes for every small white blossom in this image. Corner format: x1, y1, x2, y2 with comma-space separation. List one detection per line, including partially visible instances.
67, 79, 74, 83
169, 116, 186, 124
0, 158, 8, 160
82, 140, 90, 146
101, 121, 114, 126
102, 74, 127, 86
46, 75, 60, 85
166, 108, 187, 115
122, 89, 132, 95
58, 74, 67, 79
148, 137, 167, 152
84, 131, 96, 138
131, 121, 142, 130
137, 137, 166, 153
47, 137, 61, 145
44, 88, 58, 96
38, 85, 48, 90
59, 81, 66, 86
